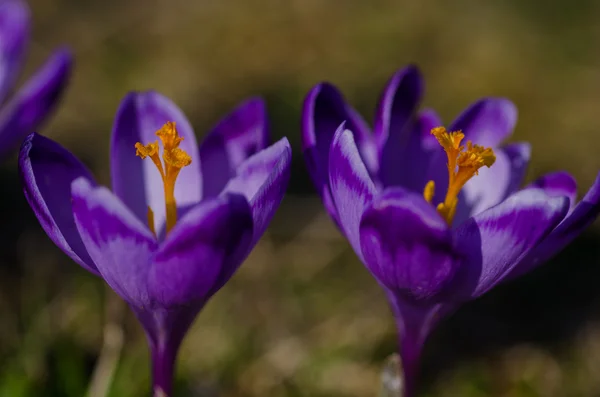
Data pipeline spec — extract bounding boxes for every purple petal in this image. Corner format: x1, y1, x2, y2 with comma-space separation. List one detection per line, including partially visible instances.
515, 171, 600, 276
454, 142, 531, 223
416, 108, 443, 151
373, 65, 423, 149
449, 98, 517, 147
379, 107, 441, 192
148, 194, 253, 308
526, 171, 578, 212
19, 133, 98, 274
499, 143, 531, 195
301, 83, 375, 222
199, 98, 269, 198
359, 187, 458, 301
221, 137, 291, 246
373, 66, 423, 187
328, 125, 377, 261
450, 188, 569, 300
416, 109, 451, 201
72, 177, 158, 307
0, 0, 29, 102
0, 48, 72, 158
110, 91, 202, 233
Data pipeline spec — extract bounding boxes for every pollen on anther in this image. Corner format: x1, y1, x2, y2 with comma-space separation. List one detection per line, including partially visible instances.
425, 126, 496, 225
135, 141, 159, 159
423, 180, 435, 203
431, 126, 464, 151
135, 121, 193, 234
457, 142, 496, 172
164, 147, 192, 168
156, 121, 183, 150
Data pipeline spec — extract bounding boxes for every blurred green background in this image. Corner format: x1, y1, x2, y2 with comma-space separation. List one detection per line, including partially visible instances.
1, 0, 600, 396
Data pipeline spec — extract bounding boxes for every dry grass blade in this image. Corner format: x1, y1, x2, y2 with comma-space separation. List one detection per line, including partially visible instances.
379, 353, 402, 397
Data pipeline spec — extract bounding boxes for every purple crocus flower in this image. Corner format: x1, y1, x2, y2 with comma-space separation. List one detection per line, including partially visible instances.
0, 0, 72, 158
19, 91, 291, 396
302, 65, 600, 396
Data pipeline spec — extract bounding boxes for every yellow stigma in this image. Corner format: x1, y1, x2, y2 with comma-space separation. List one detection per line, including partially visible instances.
135, 121, 191, 235
423, 126, 496, 225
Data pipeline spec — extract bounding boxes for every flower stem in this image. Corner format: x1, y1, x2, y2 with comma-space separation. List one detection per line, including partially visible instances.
386, 292, 439, 397
151, 342, 177, 397
399, 336, 422, 397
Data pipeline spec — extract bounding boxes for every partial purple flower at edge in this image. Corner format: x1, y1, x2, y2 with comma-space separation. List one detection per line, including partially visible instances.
0, 0, 72, 158
302, 65, 600, 397
19, 92, 291, 396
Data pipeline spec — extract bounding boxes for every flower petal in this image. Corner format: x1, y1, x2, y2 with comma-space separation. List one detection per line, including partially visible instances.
374, 66, 423, 186
328, 125, 377, 261
72, 177, 158, 307
0, 0, 29, 102
0, 48, 72, 158
514, 171, 600, 277
110, 91, 202, 233
416, 109, 452, 200
449, 98, 517, 147
450, 188, 569, 300
416, 108, 443, 151
526, 171, 578, 212
454, 142, 531, 223
199, 98, 269, 198
19, 133, 98, 274
359, 187, 458, 301
302, 83, 375, 222
148, 194, 253, 308
380, 107, 441, 191
221, 137, 291, 246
